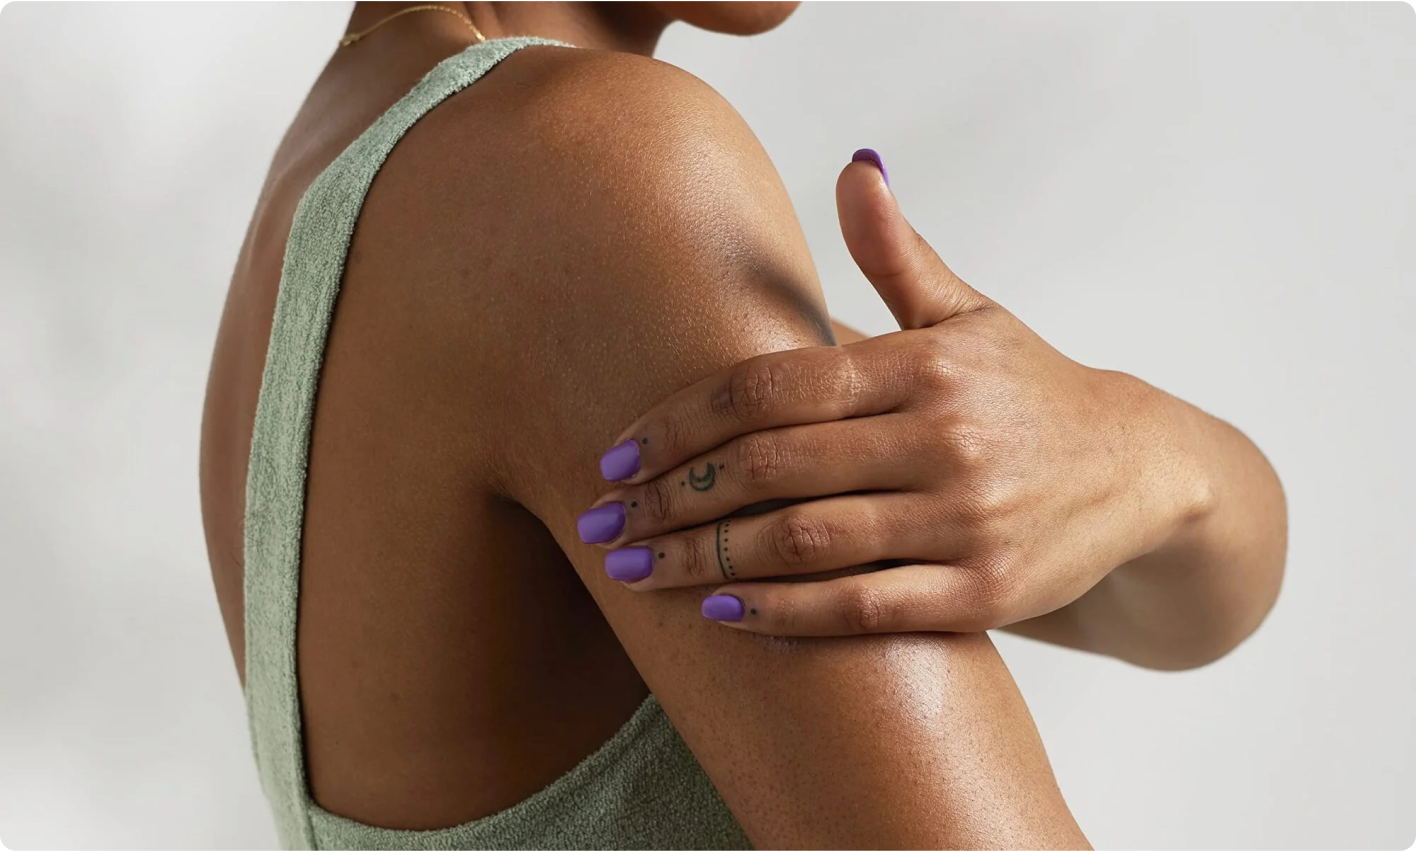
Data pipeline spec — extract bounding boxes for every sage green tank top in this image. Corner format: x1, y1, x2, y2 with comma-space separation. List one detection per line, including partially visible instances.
243, 36, 750, 850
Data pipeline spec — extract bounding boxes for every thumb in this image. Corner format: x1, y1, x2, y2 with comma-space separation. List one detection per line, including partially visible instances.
837, 150, 991, 330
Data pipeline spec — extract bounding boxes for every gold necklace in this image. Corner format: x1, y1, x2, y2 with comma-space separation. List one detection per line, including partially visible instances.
340, 4, 487, 47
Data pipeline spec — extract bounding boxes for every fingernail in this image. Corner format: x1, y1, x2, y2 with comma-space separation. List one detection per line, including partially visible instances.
606, 547, 654, 582
851, 148, 889, 187
599, 439, 641, 481
578, 503, 626, 544
702, 594, 745, 622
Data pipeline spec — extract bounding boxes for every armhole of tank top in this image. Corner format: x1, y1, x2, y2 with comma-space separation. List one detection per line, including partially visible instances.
240, 36, 584, 849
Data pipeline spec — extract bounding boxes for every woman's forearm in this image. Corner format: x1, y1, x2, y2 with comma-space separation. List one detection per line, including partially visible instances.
1009, 377, 1288, 670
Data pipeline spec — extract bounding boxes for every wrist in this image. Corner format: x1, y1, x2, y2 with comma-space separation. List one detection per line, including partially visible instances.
1107, 370, 1217, 564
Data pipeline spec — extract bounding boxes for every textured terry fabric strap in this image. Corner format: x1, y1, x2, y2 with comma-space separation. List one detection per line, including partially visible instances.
242, 36, 575, 850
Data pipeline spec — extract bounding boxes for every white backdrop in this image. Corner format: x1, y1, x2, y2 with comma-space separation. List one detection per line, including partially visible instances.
1, 2, 1412, 849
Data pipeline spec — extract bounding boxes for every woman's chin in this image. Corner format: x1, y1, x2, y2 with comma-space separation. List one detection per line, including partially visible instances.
652, 1, 803, 36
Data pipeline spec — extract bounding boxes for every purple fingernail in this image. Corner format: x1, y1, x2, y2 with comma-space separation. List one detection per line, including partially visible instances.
702, 594, 745, 622
851, 148, 889, 187
578, 503, 626, 544
600, 439, 641, 481
606, 547, 654, 582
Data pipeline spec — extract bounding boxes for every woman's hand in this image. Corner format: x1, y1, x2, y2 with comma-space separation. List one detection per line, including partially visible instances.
577, 151, 1283, 655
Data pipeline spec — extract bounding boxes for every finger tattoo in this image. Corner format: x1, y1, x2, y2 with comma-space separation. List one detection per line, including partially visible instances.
715, 519, 736, 580
688, 463, 717, 491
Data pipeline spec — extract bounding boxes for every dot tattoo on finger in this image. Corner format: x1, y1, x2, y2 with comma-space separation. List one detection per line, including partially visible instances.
715, 519, 735, 580
725, 521, 734, 577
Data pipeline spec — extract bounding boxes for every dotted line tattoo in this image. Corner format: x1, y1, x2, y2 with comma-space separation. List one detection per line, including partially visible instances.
715, 519, 735, 580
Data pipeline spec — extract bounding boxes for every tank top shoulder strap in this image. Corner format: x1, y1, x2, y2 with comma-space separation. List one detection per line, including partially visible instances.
246, 35, 747, 849
242, 36, 577, 848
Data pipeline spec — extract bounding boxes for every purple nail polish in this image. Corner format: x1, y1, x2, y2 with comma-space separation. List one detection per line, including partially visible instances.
600, 439, 641, 481
578, 503, 626, 544
851, 148, 889, 187
606, 547, 654, 582
702, 594, 745, 622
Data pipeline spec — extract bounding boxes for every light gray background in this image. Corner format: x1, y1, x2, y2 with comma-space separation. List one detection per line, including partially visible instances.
1, 1, 1412, 848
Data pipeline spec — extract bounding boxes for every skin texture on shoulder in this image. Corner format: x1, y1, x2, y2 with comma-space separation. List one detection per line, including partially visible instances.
401, 45, 1090, 847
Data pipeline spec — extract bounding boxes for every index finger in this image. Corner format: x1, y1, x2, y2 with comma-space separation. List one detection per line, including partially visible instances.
598, 337, 910, 485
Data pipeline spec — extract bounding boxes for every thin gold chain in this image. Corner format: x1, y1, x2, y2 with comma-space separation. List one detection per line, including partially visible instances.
339, 4, 486, 47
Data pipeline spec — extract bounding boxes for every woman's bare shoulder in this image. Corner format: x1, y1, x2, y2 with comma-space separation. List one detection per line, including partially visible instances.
363, 41, 828, 403
474, 43, 753, 146
393, 42, 796, 270
342, 45, 1088, 850
393, 43, 762, 190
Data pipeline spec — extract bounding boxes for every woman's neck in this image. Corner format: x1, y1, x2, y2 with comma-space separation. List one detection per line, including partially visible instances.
345, 2, 670, 56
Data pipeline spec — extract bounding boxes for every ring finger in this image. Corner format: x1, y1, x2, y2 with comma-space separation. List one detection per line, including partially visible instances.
608, 492, 961, 590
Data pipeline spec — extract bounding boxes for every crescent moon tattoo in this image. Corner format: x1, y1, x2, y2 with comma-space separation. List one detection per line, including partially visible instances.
688, 463, 717, 491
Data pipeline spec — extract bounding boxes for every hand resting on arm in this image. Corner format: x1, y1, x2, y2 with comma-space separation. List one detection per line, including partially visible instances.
439, 47, 1089, 849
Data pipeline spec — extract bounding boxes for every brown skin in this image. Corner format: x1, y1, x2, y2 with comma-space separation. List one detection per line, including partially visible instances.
200, 1, 1088, 845
592, 164, 1289, 671
652, 1, 803, 35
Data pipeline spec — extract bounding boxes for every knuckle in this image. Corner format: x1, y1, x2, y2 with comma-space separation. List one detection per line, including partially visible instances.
914, 337, 958, 390
736, 432, 783, 487
947, 483, 1018, 559
959, 478, 1016, 530
678, 538, 714, 582
637, 476, 676, 526
767, 512, 831, 568
825, 350, 866, 416
840, 585, 890, 634
937, 420, 992, 470
962, 555, 1019, 627
716, 358, 781, 424
657, 414, 693, 458
979, 482, 1018, 524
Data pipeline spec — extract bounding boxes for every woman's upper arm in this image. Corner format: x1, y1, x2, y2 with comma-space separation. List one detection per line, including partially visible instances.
457, 49, 1086, 848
